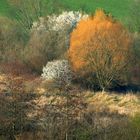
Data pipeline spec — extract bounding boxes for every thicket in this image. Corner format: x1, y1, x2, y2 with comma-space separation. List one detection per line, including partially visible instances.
0, 17, 30, 74
24, 28, 68, 73
0, 8, 139, 89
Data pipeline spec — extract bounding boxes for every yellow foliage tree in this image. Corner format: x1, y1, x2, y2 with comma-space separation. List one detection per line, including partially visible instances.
69, 9, 132, 90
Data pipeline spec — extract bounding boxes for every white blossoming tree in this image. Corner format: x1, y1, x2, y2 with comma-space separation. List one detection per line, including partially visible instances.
47, 11, 88, 31
32, 11, 88, 31
31, 11, 88, 49
41, 60, 72, 85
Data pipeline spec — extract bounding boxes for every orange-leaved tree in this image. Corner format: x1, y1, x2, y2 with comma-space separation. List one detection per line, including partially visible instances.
68, 9, 132, 90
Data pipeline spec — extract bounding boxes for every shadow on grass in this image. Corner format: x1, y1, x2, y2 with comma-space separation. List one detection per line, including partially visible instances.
109, 84, 140, 93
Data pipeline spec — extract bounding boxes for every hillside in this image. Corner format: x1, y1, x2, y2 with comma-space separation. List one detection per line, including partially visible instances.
0, 0, 133, 23
57, 0, 132, 21
0, 1, 140, 139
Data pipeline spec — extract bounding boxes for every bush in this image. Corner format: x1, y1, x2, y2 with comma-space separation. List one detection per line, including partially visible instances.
0, 16, 32, 75
24, 29, 68, 73
41, 60, 72, 85
68, 10, 132, 90
0, 16, 27, 63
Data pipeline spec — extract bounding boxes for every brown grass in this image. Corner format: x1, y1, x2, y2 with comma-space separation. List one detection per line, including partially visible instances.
0, 74, 140, 117
0, 74, 140, 139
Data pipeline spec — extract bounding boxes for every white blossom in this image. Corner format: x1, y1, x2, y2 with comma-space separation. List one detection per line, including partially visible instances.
31, 11, 88, 32
47, 11, 88, 31
41, 60, 72, 84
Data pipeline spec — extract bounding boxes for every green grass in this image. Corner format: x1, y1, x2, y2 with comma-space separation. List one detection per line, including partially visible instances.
0, 0, 134, 24
60, 0, 132, 16
0, 0, 11, 16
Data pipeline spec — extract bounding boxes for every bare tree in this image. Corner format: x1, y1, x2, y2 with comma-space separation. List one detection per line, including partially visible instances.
9, 0, 47, 33
86, 30, 132, 91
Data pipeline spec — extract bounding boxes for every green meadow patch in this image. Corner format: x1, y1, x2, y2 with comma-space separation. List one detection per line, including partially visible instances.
0, 0, 11, 16
0, 0, 133, 21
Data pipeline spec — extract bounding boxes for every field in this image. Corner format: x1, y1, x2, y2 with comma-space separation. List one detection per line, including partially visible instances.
57, 0, 132, 21
0, 0, 133, 23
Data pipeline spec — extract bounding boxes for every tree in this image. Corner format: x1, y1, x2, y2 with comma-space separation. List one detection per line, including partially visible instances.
9, 0, 47, 33
24, 27, 68, 73
69, 10, 132, 91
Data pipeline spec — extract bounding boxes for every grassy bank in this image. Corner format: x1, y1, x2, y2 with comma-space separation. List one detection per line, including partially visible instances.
0, 0, 133, 21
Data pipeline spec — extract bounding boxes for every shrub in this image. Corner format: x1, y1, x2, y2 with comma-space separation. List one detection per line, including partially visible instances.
24, 29, 68, 73
41, 60, 72, 85
0, 16, 32, 75
69, 10, 132, 90
0, 16, 26, 63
